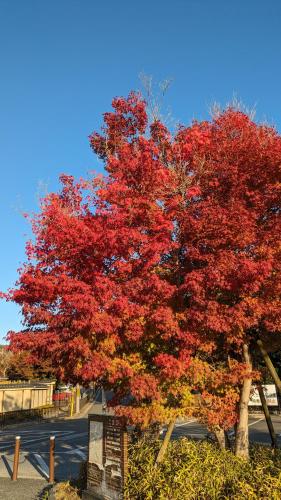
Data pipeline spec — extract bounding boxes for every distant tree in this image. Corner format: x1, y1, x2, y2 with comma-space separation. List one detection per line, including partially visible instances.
0, 347, 12, 377
6, 351, 54, 380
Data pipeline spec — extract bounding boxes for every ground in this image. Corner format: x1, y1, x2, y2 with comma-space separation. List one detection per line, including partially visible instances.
0, 478, 48, 500
0, 401, 280, 498
172, 414, 281, 444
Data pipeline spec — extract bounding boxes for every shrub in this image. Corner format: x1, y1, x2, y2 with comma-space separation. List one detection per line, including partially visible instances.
53, 481, 80, 500
125, 438, 281, 499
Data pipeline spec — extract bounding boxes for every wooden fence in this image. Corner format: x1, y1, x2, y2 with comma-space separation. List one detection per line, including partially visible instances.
0, 381, 55, 413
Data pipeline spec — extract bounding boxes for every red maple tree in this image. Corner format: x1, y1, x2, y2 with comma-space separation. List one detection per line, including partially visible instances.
5, 93, 281, 457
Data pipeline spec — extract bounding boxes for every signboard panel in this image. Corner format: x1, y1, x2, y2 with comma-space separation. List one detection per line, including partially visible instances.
83, 414, 128, 500
89, 420, 103, 468
249, 384, 278, 407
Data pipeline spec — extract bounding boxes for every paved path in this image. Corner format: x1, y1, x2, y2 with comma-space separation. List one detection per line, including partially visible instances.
0, 478, 48, 500
0, 407, 95, 500
0, 405, 281, 487
0, 417, 89, 482
170, 414, 281, 444
0, 397, 102, 485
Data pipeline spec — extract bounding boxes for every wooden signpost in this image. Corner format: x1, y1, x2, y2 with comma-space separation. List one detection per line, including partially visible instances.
82, 413, 128, 500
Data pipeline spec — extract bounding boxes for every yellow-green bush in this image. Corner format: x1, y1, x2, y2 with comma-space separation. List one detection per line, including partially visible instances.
125, 438, 281, 499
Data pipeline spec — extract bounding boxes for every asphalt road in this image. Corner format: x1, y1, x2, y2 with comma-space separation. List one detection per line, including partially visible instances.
0, 408, 281, 482
0, 417, 89, 481
172, 414, 281, 445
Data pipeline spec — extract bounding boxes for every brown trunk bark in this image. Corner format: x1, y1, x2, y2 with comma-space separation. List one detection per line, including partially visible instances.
235, 344, 252, 460
257, 340, 281, 394
155, 418, 176, 466
257, 383, 277, 450
214, 426, 226, 449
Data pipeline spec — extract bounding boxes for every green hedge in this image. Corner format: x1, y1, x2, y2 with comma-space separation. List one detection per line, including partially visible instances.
125, 438, 281, 499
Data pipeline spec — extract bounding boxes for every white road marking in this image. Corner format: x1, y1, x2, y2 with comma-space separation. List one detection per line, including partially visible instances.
60, 431, 88, 441
66, 448, 87, 460
187, 433, 206, 439
175, 420, 197, 428
248, 417, 264, 427
0, 430, 74, 435
33, 453, 49, 479
0, 431, 78, 450
1, 432, 74, 445
53, 445, 87, 455
175, 417, 265, 429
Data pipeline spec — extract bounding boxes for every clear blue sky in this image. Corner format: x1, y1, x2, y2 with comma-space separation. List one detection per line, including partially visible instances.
1, 0, 281, 341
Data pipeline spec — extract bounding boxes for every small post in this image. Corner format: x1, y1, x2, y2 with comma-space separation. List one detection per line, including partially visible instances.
257, 340, 281, 394
75, 383, 80, 414
70, 388, 75, 417
12, 436, 21, 481
49, 436, 55, 483
257, 384, 278, 450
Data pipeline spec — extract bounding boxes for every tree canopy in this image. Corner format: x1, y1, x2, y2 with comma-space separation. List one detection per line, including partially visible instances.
6, 92, 281, 428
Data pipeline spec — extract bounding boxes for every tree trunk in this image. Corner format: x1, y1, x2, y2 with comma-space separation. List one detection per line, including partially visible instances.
257, 340, 281, 394
214, 426, 226, 449
235, 344, 252, 460
155, 418, 176, 466
257, 383, 277, 450
75, 383, 80, 414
